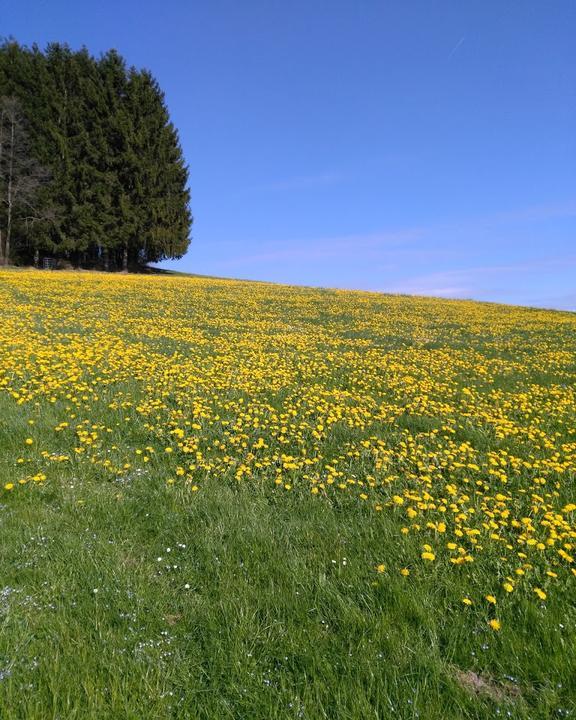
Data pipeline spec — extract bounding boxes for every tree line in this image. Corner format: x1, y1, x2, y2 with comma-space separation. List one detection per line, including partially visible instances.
0, 40, 192, 270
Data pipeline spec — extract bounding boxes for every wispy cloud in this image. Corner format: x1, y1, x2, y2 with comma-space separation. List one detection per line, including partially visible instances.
217, 228, 426, 267
384, 254, 576, 307
185, 197, 576, 310
249, 172, 345, 193
217, 197, 576, 271
479, 199, 576, 226
524, 292, 576, 312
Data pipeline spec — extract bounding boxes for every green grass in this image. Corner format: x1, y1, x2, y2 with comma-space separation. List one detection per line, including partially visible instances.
0, 394, 574, 719
0, 272, 575, 718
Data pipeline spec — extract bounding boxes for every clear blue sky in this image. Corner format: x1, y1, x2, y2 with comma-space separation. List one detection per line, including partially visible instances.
3, 1, 575, 309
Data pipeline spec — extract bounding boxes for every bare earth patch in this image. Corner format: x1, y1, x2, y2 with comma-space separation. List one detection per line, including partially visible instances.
454, 668, 521, 704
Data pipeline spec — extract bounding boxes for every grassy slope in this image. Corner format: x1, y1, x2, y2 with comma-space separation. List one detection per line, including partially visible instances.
0, 271, 575, 719
4, 426, 572, 720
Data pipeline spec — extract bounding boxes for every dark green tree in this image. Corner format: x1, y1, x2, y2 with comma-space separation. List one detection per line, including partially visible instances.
120, 68, 191, 269
0, 95, 52, 265
0, 40, 192, 269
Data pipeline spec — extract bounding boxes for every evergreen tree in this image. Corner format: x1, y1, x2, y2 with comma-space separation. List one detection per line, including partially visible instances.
121, 68, 191, 268
0, 40, 192, 269
0, 95, 52, 265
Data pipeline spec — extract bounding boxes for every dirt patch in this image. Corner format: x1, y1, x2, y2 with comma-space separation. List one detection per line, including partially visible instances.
454, 668, 521, 704
164, 614, 182, 626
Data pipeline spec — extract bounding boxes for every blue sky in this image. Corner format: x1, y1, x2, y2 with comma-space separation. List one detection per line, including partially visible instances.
3, 1, 575, 309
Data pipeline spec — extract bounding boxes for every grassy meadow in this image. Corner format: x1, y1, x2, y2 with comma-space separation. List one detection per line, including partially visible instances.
0, 269, 575, 719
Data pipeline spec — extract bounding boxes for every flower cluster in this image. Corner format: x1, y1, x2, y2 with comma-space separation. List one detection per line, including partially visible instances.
1, 270, 575, 618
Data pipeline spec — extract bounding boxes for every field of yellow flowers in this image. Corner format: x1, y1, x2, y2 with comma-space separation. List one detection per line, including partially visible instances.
0, 269, 575, 719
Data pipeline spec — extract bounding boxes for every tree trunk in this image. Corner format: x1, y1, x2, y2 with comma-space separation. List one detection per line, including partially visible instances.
0, 97, 52, 266
0, 108, 4, 265
103, 246, 110, 272
5, 114, 15, 265
122, 243, 128, 272
34, 249, 39, 268
0, 109, 3, 264
5, 211, 11, 264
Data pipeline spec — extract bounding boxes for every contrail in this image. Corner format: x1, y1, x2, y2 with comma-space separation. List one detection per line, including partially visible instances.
448, 36, 465, 60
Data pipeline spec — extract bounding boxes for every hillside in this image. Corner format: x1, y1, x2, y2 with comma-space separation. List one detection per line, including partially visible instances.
1, 270, 575, 719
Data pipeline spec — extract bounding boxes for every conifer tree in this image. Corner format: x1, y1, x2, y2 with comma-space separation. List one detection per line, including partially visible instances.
0, 95, 51, 264
0, 40, 192, 269
122, 68, 191, 267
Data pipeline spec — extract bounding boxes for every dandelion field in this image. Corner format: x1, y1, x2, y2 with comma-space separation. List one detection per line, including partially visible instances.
0, 269, 575, 719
